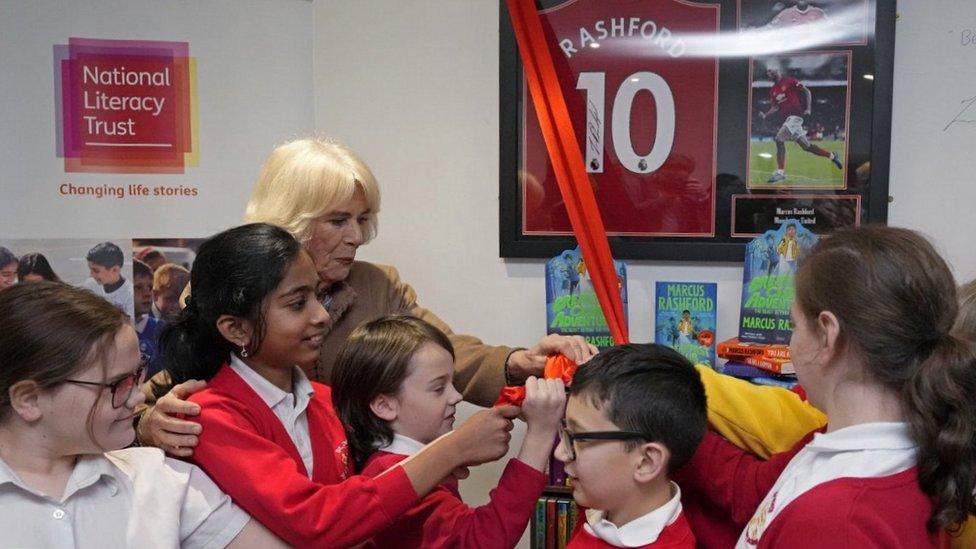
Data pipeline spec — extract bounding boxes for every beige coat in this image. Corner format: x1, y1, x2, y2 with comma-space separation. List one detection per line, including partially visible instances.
310, 261, 511, 407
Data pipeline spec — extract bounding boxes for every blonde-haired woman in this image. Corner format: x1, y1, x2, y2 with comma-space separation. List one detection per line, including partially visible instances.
139, 137, 596, 454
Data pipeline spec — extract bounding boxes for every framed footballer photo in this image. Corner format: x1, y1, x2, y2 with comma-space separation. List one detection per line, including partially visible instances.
499, 0, 894, 261
737, 0, 871, 46
747, 52, 851, 189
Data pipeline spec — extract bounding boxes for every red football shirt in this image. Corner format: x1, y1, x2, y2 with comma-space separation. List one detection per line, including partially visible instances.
769, 77, 806, 119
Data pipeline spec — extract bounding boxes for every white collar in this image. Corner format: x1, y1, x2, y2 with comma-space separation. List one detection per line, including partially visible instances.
0, 453, 119, 500
229, 354, 314, 410
380, 433, 427, 457
806, 422, 916, 453
584, 482, 683, 547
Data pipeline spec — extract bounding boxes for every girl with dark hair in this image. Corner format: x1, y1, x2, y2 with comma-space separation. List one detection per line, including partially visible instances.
679, 226, 976, 548
0, 282, 284, 547
152, 223, 521, 548
331, 315, 565, 548
16, 252, 61, 283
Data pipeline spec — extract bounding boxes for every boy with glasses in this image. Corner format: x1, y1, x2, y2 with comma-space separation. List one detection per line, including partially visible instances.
555, 344, 706, 548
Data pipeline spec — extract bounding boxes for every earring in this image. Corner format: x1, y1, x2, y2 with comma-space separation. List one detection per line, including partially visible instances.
240, 344, 249, 358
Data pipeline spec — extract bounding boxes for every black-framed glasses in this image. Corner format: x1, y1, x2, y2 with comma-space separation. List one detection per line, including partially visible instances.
559, 419, 647, 461
63, 355, 148, 409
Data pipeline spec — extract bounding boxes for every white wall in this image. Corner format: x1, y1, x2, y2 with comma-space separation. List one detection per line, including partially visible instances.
888, 0, 976, 280
313, 2, 975, 547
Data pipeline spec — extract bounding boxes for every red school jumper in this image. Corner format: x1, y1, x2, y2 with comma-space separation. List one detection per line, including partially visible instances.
187, 365, 419, 548
677, 429, 939, 548
360, 448, 546, 548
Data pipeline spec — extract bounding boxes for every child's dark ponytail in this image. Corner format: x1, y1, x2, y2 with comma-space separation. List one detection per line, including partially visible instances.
904, 334, 976, 532
154, 296, 230, 397
155, 223, 302, 392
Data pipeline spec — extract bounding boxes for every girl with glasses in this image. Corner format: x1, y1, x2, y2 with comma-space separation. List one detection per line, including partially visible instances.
0, 281, 285, 547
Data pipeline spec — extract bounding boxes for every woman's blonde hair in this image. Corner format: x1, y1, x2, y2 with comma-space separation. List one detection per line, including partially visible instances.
244, 138, 381, 244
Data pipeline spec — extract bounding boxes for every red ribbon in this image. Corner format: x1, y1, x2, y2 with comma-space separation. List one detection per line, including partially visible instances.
505, 0, 628, 345
495, 354, 579, 407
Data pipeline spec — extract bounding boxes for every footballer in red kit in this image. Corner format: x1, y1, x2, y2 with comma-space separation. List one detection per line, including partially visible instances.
760, 66, 842, 183
767, 1, 828, 29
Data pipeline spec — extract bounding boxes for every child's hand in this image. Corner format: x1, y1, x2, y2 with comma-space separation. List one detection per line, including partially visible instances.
515, 378, 567, 473
451, 405, 519, 466
521, 376, 566, 436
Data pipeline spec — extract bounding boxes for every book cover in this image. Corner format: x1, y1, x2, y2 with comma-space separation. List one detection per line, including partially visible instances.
557, 500, 570, 549
739, 221, 818, 343
655, 281, 717, 368
546, 247, 627, 350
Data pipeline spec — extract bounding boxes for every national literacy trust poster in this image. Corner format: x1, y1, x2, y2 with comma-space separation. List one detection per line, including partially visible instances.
0, 0, 313, 239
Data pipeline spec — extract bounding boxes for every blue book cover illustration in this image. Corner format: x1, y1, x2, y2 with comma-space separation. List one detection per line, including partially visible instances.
546, 247, 627, 350
739, 220, 818, 344
654, 282, 717, 368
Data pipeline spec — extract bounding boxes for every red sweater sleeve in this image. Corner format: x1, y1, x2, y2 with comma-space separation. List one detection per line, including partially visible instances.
190, 400, 418, 548
364, 453, 546, 548
675, 431, 813, 525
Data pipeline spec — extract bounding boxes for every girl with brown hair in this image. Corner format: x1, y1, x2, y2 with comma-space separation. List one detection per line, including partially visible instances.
679, 226, 976, 547
331, 315, 565, 549
0, 282, 285, 547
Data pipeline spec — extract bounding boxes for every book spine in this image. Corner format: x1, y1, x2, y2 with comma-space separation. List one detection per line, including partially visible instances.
557, 500, 569, 549
750, 376, 799, 390
717, 342, 767, 358
743, 355, 795, 374
569, 501, 579, 541
721, 361, 781, 379
546, 498, 557, 549
533, 498, 546, 549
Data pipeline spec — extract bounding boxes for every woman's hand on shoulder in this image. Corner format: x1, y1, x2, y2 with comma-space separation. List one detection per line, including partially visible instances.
137, 379, 207, 457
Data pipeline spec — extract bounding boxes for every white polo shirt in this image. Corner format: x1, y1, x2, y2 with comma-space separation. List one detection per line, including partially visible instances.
229, 354, 316, 477
0, 447, 249, 549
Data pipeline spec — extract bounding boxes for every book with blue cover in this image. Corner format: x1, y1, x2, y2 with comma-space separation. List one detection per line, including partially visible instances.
655, 281, 717, 368
738, 221, 818, 344
546, 247, 627, 350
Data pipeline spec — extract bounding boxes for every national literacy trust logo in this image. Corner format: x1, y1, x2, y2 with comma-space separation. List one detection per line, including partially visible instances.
54, 37, 198, 174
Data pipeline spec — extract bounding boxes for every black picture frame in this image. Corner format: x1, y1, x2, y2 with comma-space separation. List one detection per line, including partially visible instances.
499, 0, 895, 261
